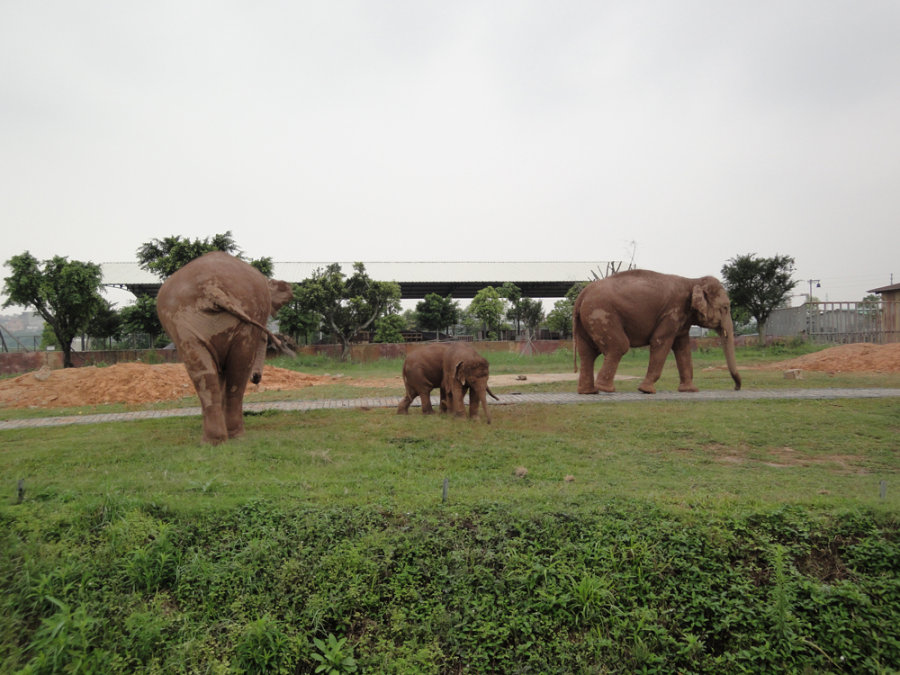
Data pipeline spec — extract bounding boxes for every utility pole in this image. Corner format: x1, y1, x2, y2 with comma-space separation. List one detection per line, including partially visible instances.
806, 279, 820, 302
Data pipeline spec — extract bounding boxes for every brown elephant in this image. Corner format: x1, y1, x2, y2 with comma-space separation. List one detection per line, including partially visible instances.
156, 251, 295, 444
397, 342, 451, 415
441, 342, 499, 423
573, 269, 741, 394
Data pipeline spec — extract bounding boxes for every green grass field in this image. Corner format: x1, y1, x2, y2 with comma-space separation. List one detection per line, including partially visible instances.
2, 345, 899, 673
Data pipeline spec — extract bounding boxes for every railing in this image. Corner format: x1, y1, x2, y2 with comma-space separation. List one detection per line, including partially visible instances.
768, 301, 899, 344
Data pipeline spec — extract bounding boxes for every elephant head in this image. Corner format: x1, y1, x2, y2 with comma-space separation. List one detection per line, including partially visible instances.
268, 279, 294, 314
691, 277, 742, 390
449, 351, 499, 423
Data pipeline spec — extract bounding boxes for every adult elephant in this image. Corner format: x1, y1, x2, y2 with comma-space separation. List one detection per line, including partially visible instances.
573, 269, 742, 395
397, 342, 450, 415
442, 342, 499, 423
156, 251, 295, 444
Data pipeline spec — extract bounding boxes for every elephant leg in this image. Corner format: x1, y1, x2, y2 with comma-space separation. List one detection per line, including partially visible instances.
223, 344, 256, 439
673, 334, 698, 392
595, 347, 627, 393
439, 387, 449, 413
576, 332, 602, 394
397, 381, 415, 414
419, 386, 436, 414
640, 338, 675, 394
182, 349, 228, 444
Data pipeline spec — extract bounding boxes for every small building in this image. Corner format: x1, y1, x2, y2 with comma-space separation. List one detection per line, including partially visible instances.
868, 282, 900, 343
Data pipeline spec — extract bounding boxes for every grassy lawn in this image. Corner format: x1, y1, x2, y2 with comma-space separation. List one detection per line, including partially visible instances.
2, 345, 899, 673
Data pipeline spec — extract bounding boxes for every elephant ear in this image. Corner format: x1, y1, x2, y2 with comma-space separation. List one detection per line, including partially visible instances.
454, 360, 466, 386
268, 280, 294, 314
691, 283, 713, 325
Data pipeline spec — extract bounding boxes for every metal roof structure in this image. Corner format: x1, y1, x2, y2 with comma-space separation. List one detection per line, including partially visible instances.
101, 260, 627, 300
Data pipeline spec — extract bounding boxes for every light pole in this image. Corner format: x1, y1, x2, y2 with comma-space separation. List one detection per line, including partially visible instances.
806, 279, 820, 303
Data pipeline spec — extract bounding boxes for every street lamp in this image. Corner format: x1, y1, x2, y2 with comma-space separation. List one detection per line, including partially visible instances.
806, 279, 821, 302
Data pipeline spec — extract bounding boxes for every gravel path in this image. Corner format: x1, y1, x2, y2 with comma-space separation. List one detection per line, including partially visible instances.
2, 388, 898, 430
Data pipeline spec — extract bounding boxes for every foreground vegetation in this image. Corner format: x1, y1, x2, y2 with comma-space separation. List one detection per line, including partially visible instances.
2, 345, 899, 672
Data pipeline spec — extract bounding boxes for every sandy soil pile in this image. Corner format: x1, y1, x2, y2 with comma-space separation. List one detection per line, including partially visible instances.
766, 343, 900, 374
1, 343, 897, 410
0, 363, 335, 409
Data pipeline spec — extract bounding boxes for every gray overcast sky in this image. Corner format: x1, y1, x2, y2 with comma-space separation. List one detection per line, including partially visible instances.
2, 1, 898, 308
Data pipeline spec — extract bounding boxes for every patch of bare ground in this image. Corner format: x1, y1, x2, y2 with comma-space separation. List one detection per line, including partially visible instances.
1, 343, 896, 409
763, 342, 900, 373
702, 443, 870, 474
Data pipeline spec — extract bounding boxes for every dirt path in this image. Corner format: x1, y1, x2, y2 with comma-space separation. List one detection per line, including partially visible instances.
2, 343, 898, 410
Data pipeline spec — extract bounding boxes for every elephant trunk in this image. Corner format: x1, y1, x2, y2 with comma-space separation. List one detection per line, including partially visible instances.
718, 315, 742, 391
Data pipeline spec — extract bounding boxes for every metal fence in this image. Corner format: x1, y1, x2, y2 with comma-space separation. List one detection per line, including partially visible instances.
767, 301, 899, 344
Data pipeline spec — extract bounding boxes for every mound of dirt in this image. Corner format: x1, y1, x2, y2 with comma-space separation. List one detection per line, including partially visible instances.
765, 343, 900, 374
0, 363, 335, 410
1, 343, 897, 410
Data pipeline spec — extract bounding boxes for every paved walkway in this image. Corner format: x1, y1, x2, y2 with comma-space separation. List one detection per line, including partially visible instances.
2, 388, 898, 431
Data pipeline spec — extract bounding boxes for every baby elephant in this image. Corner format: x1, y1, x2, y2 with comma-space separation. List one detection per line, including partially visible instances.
397, 342, 499, 422
441, 342, 499, 423
397, 342, 451, 415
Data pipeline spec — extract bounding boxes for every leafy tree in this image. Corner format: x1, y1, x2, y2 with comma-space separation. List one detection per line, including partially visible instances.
275, 288, 321, 345
293, 262, 401, 360
136, 231, 273, 279
415, 293, 460, 337
120, 296, 165, 347
373, 313, 407, 343
721, 253, 798, 344
85, 299, 123, 349
3, 252, 105, 367
500, 282, 525, 334
468, 286, 508, 339
546, 282, 588, 338
519, 297, 545, 340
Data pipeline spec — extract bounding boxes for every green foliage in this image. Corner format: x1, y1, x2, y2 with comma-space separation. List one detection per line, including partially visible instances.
2, 499, 898, 673
312, 634, 358, 674
2, 252, 105, 367
276, 286, 321, 344
119, 296, 164, 342
415, 293, 460, 335
372, 313, 406, 343
293, 262, 401, 360
467, 286, 508, 337
85, 299, 123, 347
722, 253, 798, 341
136, 230, 274, 280
546, 282, 588, 337
136, 231, 241, 279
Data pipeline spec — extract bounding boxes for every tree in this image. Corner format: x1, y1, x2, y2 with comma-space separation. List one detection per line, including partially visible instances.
468, 286, 507, 339
293, 262, 401, 360
519, 297, 545, 340
415, 293, 460, 337
136, 231, 273, 279
373, 314, 406, 343
275, 289, 321, 345
500, 282, 525, 334
3, 252, 105, 367
120, 296, 165, 347
546, 282, 588, 338
85, 299, 123, 349
721, 253, 798, 344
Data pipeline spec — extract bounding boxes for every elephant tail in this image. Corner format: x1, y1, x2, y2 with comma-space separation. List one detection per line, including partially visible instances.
486, 386, 499, 401
572, 305, 579, 373
210, 292, 296, 357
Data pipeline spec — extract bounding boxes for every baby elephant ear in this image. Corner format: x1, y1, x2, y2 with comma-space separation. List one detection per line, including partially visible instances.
454, 360, 466, 385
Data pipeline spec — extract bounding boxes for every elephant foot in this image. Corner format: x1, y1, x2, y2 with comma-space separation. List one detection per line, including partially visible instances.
678, 383, 699, 393
638, 384, 657, 395
578, 386, 600, 395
